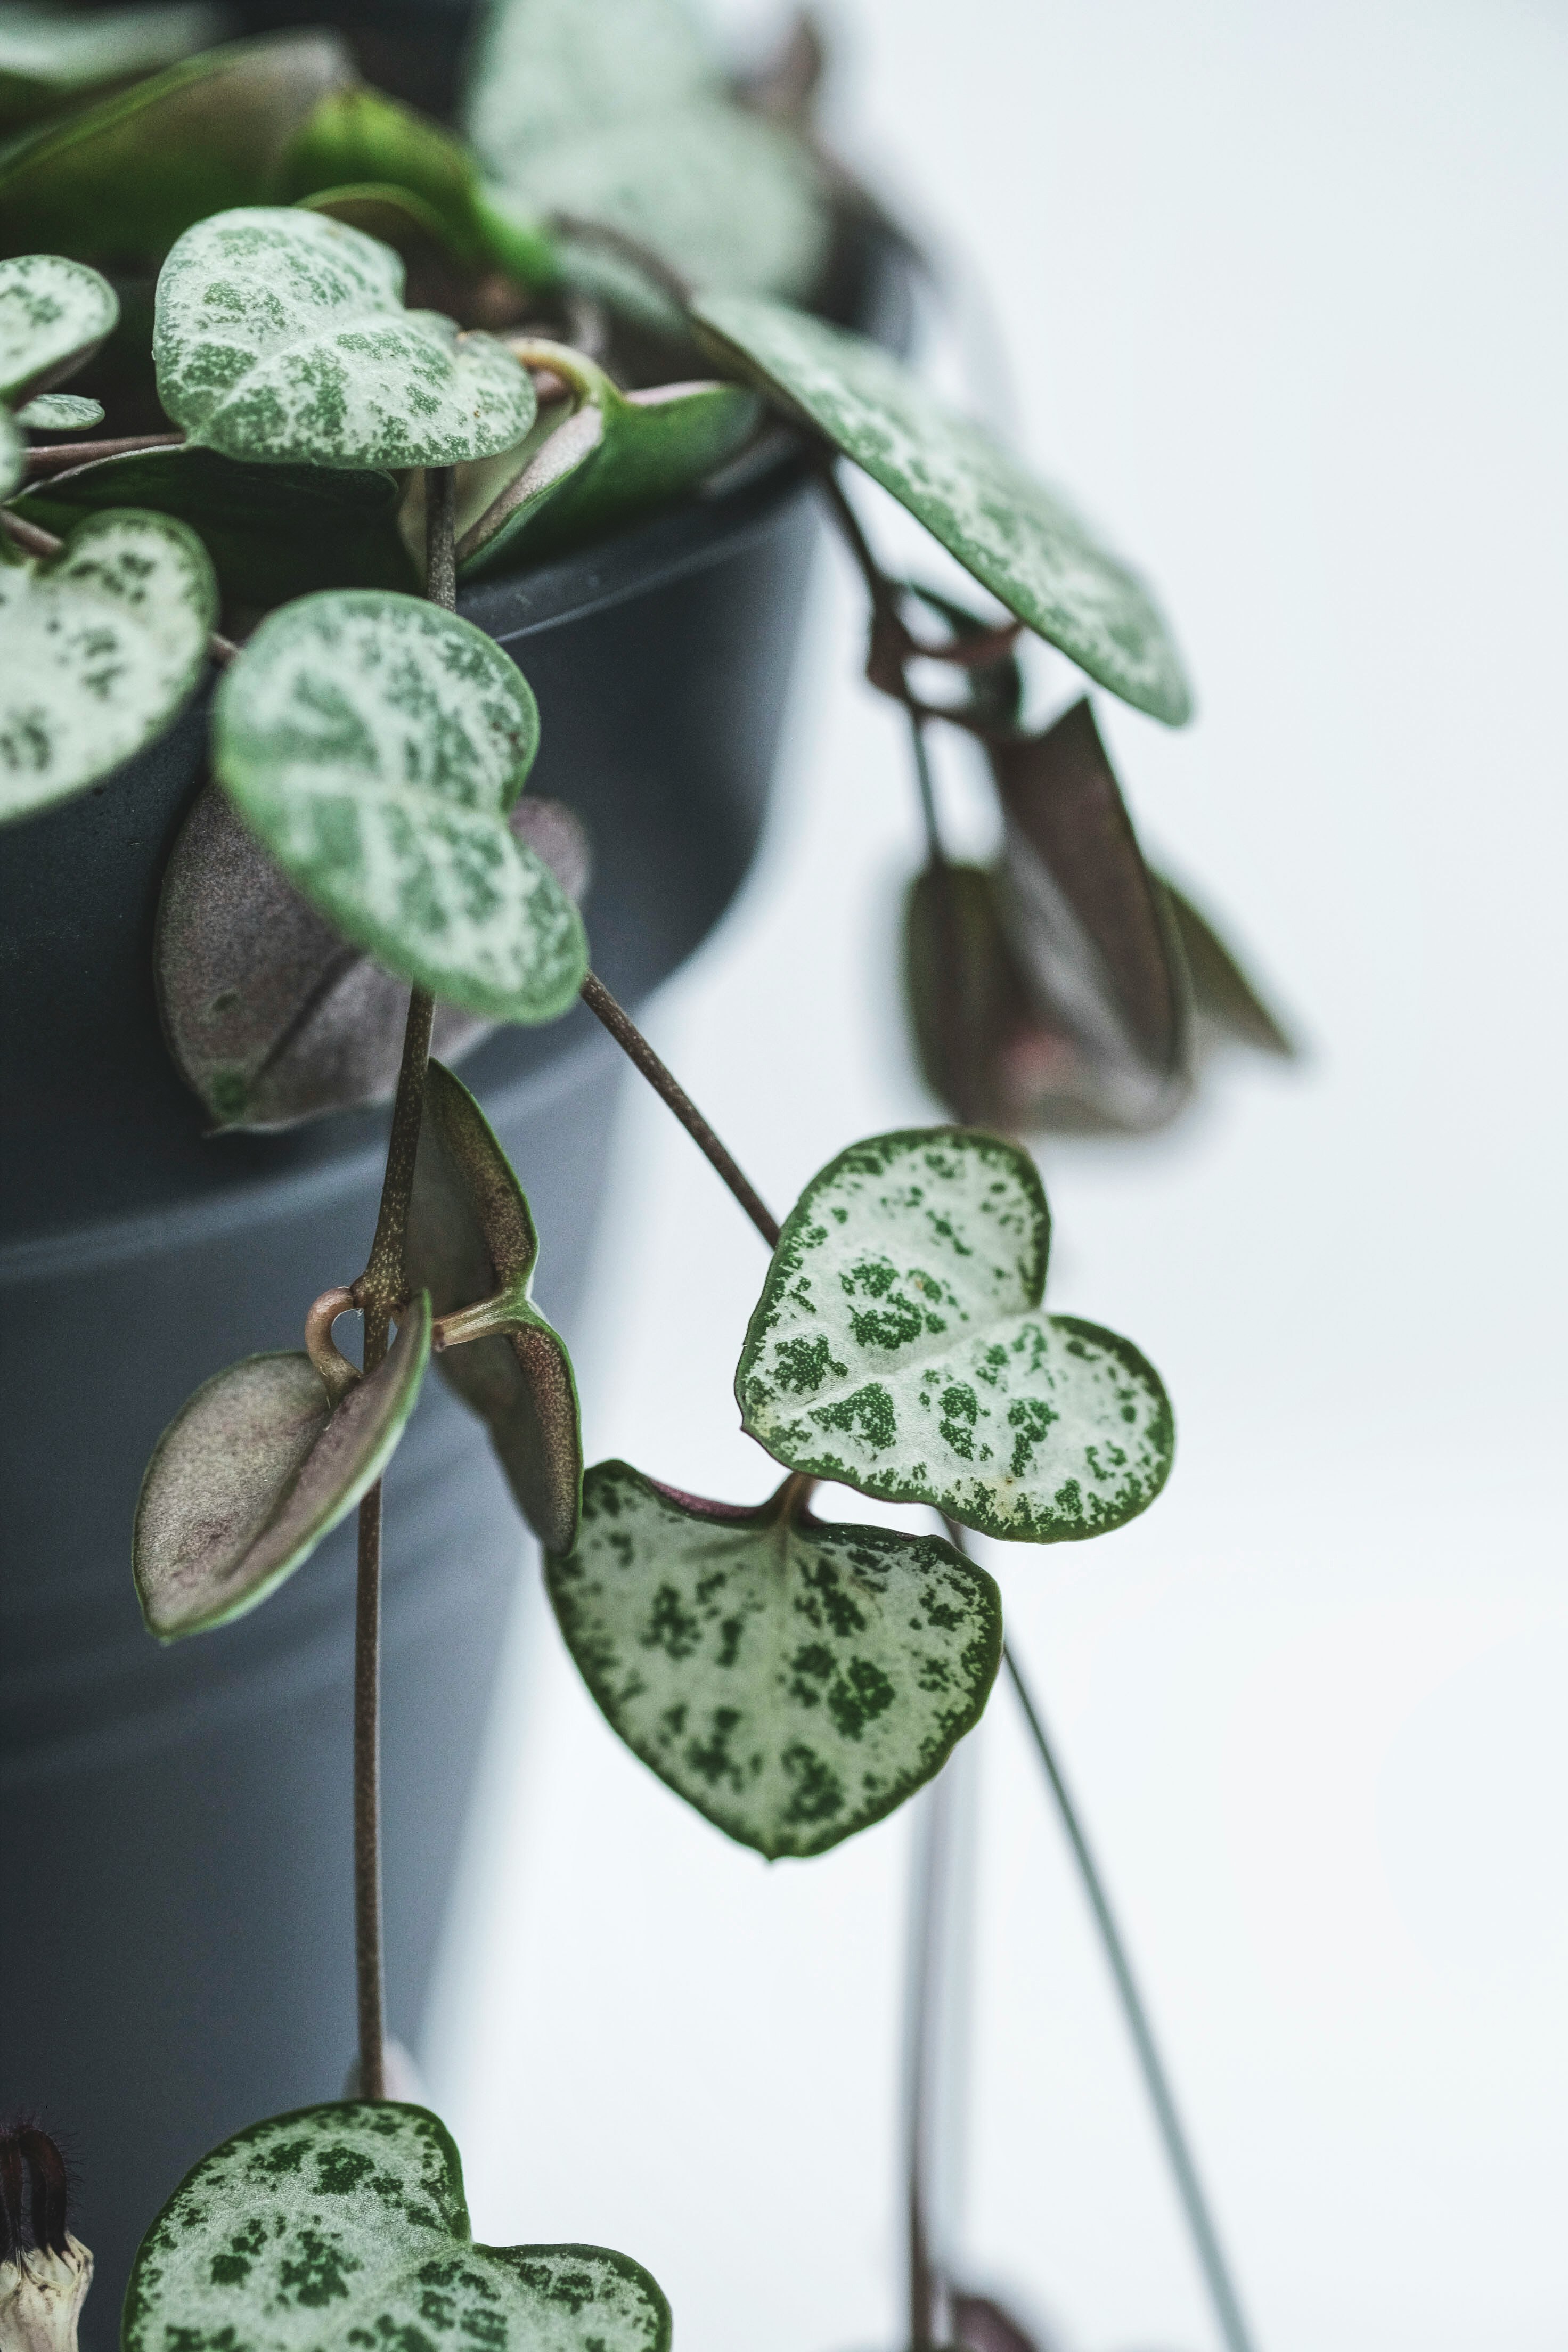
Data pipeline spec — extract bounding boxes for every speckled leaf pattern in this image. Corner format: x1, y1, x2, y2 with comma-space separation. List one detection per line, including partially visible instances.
737, 1129, 1174, 1542
408, 1060, 583, 1553
0, 252, 118, 402
458, 337, 761, 576
465, 0, 718, 167
123, 2101, 671, 2352
0, 508, 216, 828
134, 1298, 431, 1640
547, 1462, 1002, 1858
154, 208, 536, 468
211, 590, 588, 1022
156, 783, 590, 1131
0, 4, 225, 128
14, 390, 104, 427
693, 296, 1194, 726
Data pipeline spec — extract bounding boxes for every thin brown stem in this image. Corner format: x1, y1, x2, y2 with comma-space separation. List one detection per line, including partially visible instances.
579, 970, 781, 1249
0, 508, 238, 664
22, 430, 185, 472
346, 468, 455, 2104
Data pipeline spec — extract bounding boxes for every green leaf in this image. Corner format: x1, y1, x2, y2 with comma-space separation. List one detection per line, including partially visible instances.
0, 3, 226, 129
1156, 874, 1296, 1059
13, 389, 103, 427
17, 443, 417, 602
736, 1129, 1174, 1543
279, 84, 559, 289
0, 507, 216, 828
464, 0, 720, 167
154, 207, 537, 469
156, 782, 590, 1132
133, 1296, 431, 1641
0, 252, 118, 402
0, 31, 354, 265
408, 1060, 582, 1553
692, 296, 1195, 726
0, 407, 20, 498
546, 1461, 1002, 1858
211, 590, 588, 1022
455, 337, 761, 577
123, 2100, 670, 2352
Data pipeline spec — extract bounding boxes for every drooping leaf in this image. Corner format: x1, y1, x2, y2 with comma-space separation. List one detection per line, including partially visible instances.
0, 507, 216, 827
0, 3, 226, 130
122, 2100, 670, 2352
1156, 874, 1295, 1059
904, 861, 1088, 1131
950, 2289, 1054, 2352
407, 1060, 582, 1552
736, 1129, 1174, 1542
693, 296, 1194, 726
278, 83, 559, 290
453, 337, 761, 577
0, 31, 354, 264
13, 389, 103, 427
133, 1295, 431, 1641
154, 207, 537, 468
211, 590, 587, 1021
0, 252, 118, 402
156, 782, 590, 1131
464, 0, 720, 168
990, 696, 1191, 1129
18, 443, 416, 602
546, 1460, 1002, 1858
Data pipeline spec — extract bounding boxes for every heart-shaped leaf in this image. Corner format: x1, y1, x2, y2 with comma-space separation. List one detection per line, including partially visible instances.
156, 782, 590, 1130
0, 507, 216, 828
0, 252, 118, 403
154, 207, 537, 469
211, 589, 587, 1021
279, 83, 558, 290
407, 1059, 582, 1553
14, 389, 103, 428
18, 443, 417, 603
1156, 873, 1295, 1059
133, 1295, 431, 1641
546, 1460, 1002, 1858
693, 297, 1194, 727
464, 0, 720, 168
0, 32, 354, 264
455, 337, 761, 577
123, 2100, 669, 2352
0, 3, 225, 129
736, 1129, 1174, 1542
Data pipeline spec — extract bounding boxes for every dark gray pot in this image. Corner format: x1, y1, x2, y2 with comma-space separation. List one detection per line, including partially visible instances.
0, 349, 910, 2323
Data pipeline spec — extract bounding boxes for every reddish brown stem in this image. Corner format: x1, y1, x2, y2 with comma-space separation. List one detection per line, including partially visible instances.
22, 430, 185, 472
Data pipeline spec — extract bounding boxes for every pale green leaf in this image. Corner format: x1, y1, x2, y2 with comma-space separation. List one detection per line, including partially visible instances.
211, 590, 587, 1022
14, 389, 103, 427
0, 508, 216, 827
154, 207, 537, 468
455, 336, 761, 577
0, 407, 20, 497
0, 4, 226, 128
693, 296, 1195, 726
464, 0, 719, 167
0, 251, 118, 402
133, 1297, 431, 1641
409, 1059, 582, 1553
0, 31, 354, 264
123, 2100, 670, 2352
547, 1461, 1002, 1858
736, 1129, 1174, 1542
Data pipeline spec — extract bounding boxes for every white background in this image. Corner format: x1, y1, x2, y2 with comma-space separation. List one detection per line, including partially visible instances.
427, 4, 1568, 2348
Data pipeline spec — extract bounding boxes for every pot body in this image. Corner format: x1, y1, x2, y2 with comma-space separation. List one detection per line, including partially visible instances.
0, 459, 826, 2335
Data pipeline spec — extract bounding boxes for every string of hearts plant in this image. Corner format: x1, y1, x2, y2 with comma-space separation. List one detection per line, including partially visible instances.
1, 9, 1291, 2352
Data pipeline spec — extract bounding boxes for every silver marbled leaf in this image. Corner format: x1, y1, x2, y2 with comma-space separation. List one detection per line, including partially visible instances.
0, 251, 118, 403
14, 389, 104, 428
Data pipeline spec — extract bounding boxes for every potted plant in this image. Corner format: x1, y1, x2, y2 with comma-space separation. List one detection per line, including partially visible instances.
0, 4, 1290, 2348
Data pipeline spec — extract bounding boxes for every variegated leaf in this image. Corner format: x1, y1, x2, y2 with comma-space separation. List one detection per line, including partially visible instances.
154, 207, 536, 468
0, 252, 118, 402
408, 1060, 582, 1553
156, 782, 589, 1131
14, 390, 103, 428
736, 1129, 1174, 1542
0, 3, 225, 128
464, 0, 719, 168
693, 296, 1194, 726
546, 1461, 1002, 1858
0, 508, 216, 828
211, 590, 587, 1022
0, 31, 354, 263
455, 337, 760, 577
122, 2101, 669, 2352
133, 1296, 431, 1641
